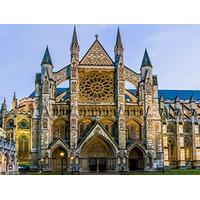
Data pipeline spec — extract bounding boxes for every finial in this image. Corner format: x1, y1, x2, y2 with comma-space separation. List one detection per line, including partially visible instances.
13, 92, 16, 100
95, 34, 99, 40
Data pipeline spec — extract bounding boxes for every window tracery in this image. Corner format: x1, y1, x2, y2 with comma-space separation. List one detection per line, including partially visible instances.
79, 72, 114, 102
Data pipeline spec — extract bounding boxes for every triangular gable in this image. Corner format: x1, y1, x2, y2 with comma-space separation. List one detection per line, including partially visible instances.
80, 40, 114, 66
127, 139, 147, 156
78, 122, 118, 152
48, 138, 69, 153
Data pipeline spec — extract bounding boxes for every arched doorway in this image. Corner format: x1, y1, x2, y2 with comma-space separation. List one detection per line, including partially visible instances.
80, 136, 116, 172
51, 147, 68, 172
129, 147, 144, 171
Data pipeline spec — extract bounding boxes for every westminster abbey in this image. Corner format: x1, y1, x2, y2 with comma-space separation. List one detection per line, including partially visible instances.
0, 27, 200, 172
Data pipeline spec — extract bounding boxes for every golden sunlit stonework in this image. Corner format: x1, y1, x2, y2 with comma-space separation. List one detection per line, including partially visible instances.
0, 27, 200, 173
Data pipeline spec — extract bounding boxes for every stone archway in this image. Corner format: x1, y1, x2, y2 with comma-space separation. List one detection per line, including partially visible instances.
129, 147, 144, 171
51, 147, 68, 172
80, 136, 116, 172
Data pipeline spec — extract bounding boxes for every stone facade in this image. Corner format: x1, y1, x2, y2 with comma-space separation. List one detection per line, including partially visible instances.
0, 128, 18, 174
0, 27, 200, 172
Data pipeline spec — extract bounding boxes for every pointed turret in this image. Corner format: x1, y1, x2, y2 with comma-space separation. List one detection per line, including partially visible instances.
114, 27, 124, 62
141, 48, 152, 68
71, 26, 78, 46
159, 95, 164, 103
41, 46, 53, 66
190, 95, 196, 110
116, 27, 122, 46
12, 92, 18, 110
189, 95, 195, 103
174, 95, 182, 111
174, 95, 180, 103
140, 48, 153, 81
159, 95, 164, 110
13, 92, 16, 101
70, 26, 80, 62
1, 98, 7, 113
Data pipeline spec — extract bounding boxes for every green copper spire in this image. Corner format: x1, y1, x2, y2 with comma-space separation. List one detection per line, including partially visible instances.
41, 46, 53, 66
141, 48, 152, 67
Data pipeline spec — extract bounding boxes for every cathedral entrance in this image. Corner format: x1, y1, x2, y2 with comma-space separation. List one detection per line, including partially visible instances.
129, 147, 144, 171
51, 147, 68, 172
89, 158, 107, 172
80, 136, 116, 172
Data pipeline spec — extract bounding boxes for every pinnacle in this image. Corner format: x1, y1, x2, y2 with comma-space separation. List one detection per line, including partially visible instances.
41, 46, 53, 66
141, 48, 152, 67
71, 25, 78, 45
116, 26, 122, 46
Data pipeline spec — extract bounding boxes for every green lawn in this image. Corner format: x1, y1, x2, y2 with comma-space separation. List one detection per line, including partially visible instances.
127, 169, 200, 175
19, 169, 200, 175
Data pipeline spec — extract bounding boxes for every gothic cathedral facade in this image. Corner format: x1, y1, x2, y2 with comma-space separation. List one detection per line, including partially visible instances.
1, 27, 200, 172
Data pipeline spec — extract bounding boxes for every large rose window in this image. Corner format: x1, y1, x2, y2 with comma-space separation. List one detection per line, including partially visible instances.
79, 72, 114, 102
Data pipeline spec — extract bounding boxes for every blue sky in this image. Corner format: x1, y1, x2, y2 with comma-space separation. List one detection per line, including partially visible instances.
0, 24, 200, 110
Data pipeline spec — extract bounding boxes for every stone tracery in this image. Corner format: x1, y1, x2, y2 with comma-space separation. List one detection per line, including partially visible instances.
79, 72, 114, 102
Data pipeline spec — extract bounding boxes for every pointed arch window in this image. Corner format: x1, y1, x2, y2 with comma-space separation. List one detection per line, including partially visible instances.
168, 139, 176, 162
18, 136, 29, 161
129, 125, 136, 139
184, 137, 191, 161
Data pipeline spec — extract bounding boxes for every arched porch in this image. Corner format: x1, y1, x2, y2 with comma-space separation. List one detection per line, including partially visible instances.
50, 146, 69, 172
128, 147, 145, 171
80, 135, 117, 172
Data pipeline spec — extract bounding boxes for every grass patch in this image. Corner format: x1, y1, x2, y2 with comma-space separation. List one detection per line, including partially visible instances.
19, 169, 200, 175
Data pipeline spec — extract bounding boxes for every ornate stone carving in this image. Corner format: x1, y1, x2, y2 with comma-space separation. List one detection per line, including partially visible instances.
145, 78, 152, 94
118, 82, 124, 94
119, 118, 125, 130
118, 64, 124, 80
80, 41, 113, 66
71, 116, 77, 129
71, 81, 77, 93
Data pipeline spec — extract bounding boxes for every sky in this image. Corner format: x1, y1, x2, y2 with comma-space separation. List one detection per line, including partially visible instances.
0, 24, 200, 110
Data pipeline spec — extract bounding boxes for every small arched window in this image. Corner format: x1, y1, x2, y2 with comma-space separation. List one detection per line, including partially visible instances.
7, 120, 14, 129
128, 125, 136, 139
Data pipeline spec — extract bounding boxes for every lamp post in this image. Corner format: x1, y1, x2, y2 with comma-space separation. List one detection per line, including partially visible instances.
60, 152, 65, 175
70, 156, 74, 175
